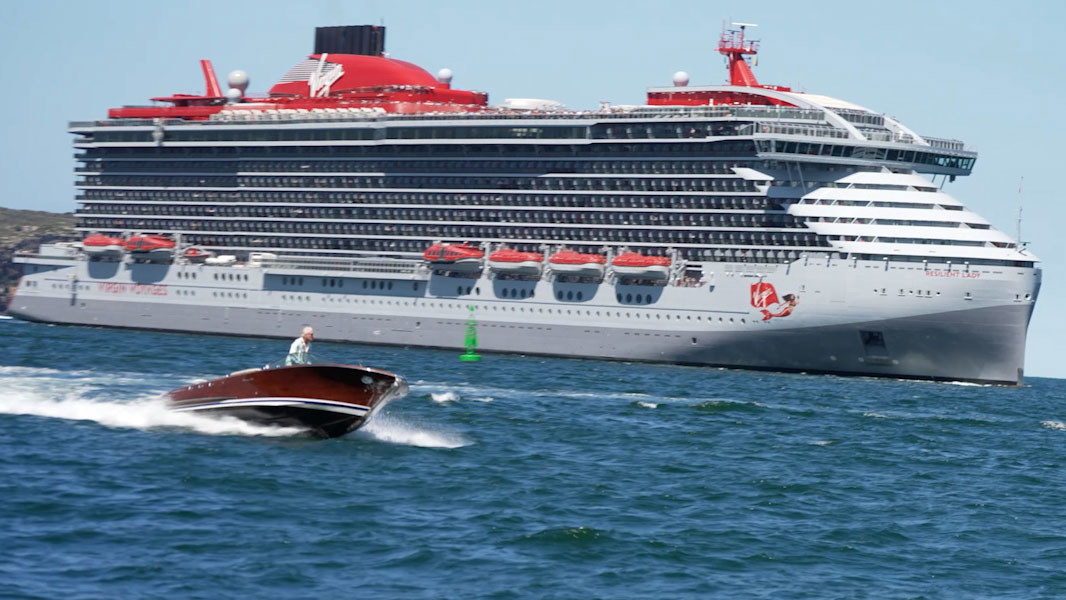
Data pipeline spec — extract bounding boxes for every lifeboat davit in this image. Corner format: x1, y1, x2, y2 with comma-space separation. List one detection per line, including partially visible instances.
125, 235, 176, 262
165, 363, 408, 439
183, 246, 214, 263
612, 252, 672, 281
487, 249, 544, 276
423, 243, 484, 273
549, 250, 606, 279
81, 233, 125, 259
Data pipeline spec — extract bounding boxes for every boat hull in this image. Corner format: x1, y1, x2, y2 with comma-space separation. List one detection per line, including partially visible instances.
488, 260, 543, 276
165, 364, 408, 438
83, 245, 124, 259
429, 258, 482, 273
130, 249, 174, 263
550, 263, 605, 279
612, 265, 670, 281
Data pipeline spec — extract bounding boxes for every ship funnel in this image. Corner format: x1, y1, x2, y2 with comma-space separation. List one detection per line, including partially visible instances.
314, 25, 386, 56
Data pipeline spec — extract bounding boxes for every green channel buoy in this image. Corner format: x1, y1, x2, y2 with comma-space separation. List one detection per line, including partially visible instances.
460, 305, 481, 362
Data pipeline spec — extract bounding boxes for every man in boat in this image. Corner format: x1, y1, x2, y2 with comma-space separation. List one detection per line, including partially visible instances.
286, 326, 314, 365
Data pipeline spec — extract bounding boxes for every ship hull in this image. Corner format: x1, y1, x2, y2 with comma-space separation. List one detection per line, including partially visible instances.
9, 257, 1039, 385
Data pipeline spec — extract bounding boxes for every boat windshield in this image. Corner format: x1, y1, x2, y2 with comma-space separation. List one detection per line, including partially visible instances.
264, 352, 326, 369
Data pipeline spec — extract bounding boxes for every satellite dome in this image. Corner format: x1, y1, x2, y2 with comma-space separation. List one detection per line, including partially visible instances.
227, 70, 249, 92
673, 71, 690, 87
225, 87, 243, 103
437, 68, 453, 85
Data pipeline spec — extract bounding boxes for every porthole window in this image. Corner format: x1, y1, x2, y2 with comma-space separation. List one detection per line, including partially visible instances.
566, 291, 573, 301
625, 293, 632, 303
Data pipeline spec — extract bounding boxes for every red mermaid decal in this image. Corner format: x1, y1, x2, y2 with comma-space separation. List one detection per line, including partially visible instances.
750, 282, 799, 321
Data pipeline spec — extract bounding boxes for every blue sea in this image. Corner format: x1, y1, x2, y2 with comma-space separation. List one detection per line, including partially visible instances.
2, 316, 1065, 599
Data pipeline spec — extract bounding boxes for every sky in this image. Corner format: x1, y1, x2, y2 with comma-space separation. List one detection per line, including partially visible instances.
1, 0, 1062, 378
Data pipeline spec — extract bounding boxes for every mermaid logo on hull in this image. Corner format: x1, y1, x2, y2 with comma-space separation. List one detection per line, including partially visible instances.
750, 282, 799, 321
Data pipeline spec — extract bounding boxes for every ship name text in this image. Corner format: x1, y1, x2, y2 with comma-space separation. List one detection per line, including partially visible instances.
924, 270, 981, 279
97, 282, 169, 296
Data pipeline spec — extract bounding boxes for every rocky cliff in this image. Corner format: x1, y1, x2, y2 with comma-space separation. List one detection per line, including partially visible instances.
0, 208, 77, 311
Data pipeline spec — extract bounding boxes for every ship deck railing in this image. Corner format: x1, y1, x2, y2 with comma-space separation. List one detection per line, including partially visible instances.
258, 255, 428, 277
70, 105, 834, 130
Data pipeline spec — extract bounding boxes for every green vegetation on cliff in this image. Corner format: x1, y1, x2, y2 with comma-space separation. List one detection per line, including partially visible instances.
0, 207, 77, 311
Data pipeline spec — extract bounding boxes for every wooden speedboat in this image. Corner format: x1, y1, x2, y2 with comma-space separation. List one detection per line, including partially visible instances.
165, 363, 408, 438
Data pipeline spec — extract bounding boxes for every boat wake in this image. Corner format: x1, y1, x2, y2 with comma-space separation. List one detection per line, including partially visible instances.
0, 367, 307, 437
429, 391, 460, 403
358, 413, 471, 448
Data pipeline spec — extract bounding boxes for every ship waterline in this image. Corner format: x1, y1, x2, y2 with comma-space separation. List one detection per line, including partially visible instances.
10, 24, 1041, 384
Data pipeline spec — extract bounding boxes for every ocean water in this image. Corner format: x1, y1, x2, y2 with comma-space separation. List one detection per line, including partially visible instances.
2, 317, 1065, 599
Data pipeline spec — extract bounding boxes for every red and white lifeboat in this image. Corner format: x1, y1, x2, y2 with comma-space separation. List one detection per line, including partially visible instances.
549, 250, 606, 279
183, 247, 215, 263
423, 243, 484, 273
125, 235, 176, 262
81, 233, 125, 259
612, 252, 672, 281
487, 249, 544, 277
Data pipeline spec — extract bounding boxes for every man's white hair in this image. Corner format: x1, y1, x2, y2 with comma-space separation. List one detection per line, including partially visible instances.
302, 326, 313, 335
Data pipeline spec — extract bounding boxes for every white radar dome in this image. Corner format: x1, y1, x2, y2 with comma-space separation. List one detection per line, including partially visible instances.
225, 87, 243, 103
437, 68, 453, 85
227, 70, 249, 92
673, 71, 690, 87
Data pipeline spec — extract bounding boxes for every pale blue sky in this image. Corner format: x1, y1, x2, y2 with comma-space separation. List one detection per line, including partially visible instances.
2, 0, 1062, 378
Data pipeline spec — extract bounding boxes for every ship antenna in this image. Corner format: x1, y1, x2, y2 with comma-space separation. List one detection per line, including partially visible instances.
1016, 176, 1027, 250
719, 22, 760, 86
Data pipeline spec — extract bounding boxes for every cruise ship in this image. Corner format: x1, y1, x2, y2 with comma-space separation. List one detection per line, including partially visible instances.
9, 25, 1041, 384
